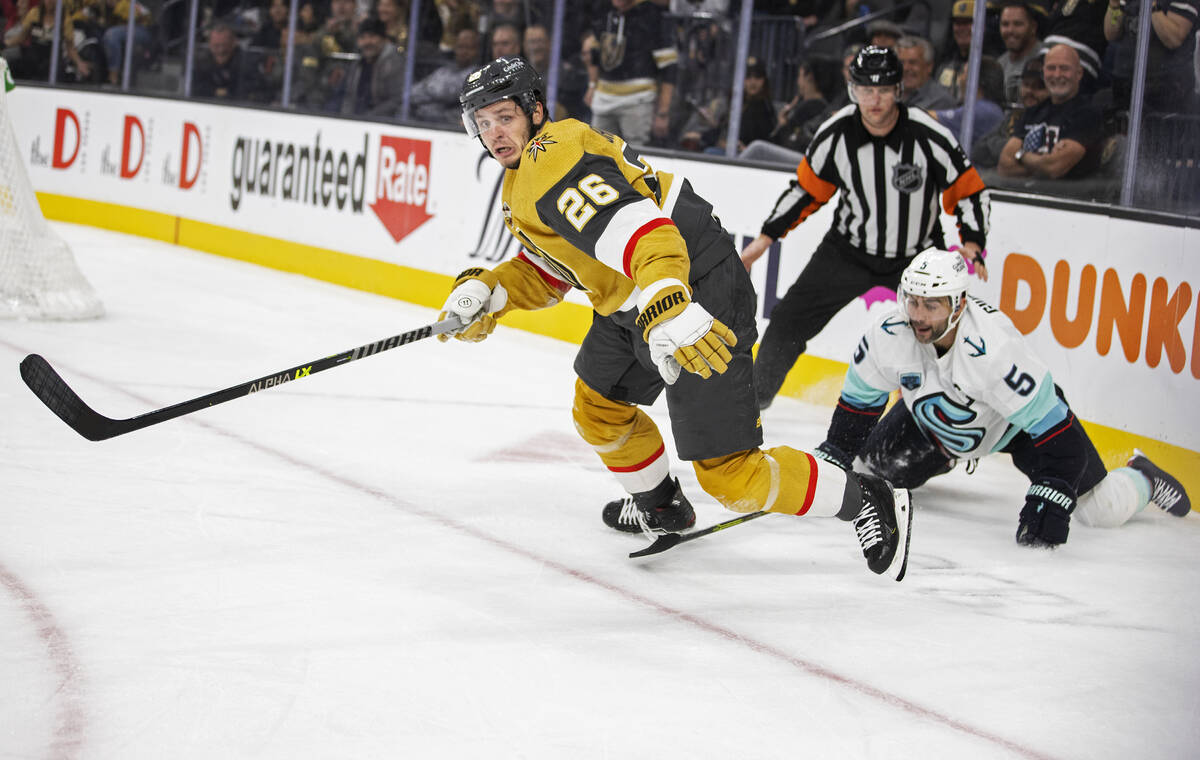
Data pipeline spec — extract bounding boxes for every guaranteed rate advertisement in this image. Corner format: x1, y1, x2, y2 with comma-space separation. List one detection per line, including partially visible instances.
9, 86, 1198, 452
9, 87, 487, 267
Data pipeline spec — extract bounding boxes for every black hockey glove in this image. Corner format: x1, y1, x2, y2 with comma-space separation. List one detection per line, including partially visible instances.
1016, 477, 1077, 548
813, 441, 852, 471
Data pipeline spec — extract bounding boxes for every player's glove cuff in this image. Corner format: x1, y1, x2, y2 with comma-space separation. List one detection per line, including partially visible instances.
1016, 477, 1076, 547
635, 278, 691, 341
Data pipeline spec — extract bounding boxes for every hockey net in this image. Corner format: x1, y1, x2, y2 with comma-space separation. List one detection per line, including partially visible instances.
0, 60, 103, 320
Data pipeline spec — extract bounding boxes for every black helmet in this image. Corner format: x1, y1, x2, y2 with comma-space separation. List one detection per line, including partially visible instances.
459, 57, 545, 138
848, 45, 902, 87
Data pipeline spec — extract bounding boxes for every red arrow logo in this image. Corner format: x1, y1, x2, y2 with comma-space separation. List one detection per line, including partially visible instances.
370, 136, 434, 243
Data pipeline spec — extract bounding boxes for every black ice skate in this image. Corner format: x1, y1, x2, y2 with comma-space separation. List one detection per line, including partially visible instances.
1127, 450, 1191, 517
852, 472, 912, 581
602, 479, 696, 535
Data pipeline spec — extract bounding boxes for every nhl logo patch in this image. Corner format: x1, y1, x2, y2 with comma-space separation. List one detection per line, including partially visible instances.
900, 372, 923, 390
891, 163, 923, 194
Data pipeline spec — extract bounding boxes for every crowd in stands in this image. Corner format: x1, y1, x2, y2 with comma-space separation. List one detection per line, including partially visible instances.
3, 0, 1197, 211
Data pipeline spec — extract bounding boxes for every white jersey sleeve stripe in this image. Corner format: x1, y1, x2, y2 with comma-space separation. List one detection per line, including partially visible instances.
593, 197, 671, 275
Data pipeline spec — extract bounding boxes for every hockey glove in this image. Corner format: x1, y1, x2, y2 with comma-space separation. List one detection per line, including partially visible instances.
636, 279, 736, 385
438, 268, 508, 343
813, 441, 852, 471
1015, 477, 1076, 548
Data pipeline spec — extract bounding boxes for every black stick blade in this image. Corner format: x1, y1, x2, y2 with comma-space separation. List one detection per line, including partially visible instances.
628, 533, 685, 558
19, 355, 121, 441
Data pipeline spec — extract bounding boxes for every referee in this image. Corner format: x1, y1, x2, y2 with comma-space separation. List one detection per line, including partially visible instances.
741, 45, 990, 409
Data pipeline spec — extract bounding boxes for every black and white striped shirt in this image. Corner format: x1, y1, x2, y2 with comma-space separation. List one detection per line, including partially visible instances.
760, 105, 990, 259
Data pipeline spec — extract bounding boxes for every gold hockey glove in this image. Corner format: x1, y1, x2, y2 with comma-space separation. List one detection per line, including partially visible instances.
636, 279, 736, 384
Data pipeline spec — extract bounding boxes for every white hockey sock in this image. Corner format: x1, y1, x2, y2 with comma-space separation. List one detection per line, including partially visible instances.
1075, 468, 1151, 528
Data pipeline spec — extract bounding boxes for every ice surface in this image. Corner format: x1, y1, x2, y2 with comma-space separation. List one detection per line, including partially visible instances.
1, 224, 1197, 760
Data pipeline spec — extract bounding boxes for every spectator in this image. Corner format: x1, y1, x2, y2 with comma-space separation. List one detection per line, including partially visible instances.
996, 0, 1045, 106
522, 21, 590, 120
1104, 0, 1200, 113
434, 0, 478, 55
321, 0, 359, 54
972, 54, 1048, 166
866, 20, 904, 50
374, 0, 406, 48
896, 35, 957, 110
340, 15, 405, 116
1042, 0, 1107, 88
192, 21, 267, 101
935, 0, 975, 93
998, 44, 1101, 179
4, 0, 94, 82
929, 56, 1007, 144
584, 0, 678, 146
408, 27, 479, 123
251, 0, 290, 50
767, 54, 843, 153
482, 0, 522, 32
488, 19, 520, 59
682, 55, 775, 154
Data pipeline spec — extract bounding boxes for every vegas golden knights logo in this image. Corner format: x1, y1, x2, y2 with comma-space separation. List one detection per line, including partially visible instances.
600, 31, 626, 71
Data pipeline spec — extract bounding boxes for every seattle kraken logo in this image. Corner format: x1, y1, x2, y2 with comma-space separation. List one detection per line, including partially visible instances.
912, 392, 985, 453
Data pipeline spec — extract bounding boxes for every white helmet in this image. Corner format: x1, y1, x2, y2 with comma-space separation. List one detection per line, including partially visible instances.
900, 248, 970, 339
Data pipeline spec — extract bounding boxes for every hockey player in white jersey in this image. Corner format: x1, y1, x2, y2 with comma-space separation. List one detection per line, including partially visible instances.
813, 248, 1191, 547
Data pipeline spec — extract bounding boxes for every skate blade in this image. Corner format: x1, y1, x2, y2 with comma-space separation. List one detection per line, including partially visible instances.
889, 488, 913, 582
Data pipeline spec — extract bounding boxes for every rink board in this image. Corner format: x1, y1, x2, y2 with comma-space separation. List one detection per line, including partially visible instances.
10, 85, 1198, 501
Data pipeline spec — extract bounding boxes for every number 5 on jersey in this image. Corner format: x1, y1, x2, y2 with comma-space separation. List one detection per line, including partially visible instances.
557, 174, 619, 231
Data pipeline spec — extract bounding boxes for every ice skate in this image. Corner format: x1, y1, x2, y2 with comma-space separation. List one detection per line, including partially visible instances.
852, 472, 912, 581
602, 479, 696, 535
1127, 450, 1191, 517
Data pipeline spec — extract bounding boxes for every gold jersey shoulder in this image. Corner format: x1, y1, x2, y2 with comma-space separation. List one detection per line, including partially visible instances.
498, 118, 675, 315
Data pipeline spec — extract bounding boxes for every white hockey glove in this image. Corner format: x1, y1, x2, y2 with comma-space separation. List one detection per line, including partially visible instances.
636, 279, 737, 385
438, 268, 508, 343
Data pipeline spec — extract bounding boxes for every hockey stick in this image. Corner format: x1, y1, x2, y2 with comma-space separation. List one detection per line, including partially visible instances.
19, 316, 463, 442
629, 510, 770, 558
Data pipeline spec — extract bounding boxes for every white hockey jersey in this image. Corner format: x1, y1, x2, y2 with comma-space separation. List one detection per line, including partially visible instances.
841, 297, 1070, 457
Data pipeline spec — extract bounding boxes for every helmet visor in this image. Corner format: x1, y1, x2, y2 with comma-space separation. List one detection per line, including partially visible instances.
848, 82, 902, 105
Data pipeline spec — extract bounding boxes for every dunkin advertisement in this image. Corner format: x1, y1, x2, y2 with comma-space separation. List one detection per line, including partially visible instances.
7, 86, 1198, 453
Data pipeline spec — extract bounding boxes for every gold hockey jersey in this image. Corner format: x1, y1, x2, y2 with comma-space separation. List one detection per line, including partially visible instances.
490, 118, 732, 318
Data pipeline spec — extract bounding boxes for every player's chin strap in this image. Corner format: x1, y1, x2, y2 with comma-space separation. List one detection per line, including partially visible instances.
933, 293, 968, 343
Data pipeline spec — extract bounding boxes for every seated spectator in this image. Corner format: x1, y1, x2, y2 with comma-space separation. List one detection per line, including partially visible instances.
483, 0, 522, 33
5, 0, 96, 82
434, 0, 478, 56
1043, 0, 1106, 89
408, 27, 479, 123
897, 35, 957, 110
929, 56, 1007, 144
682, 55, 775, 154
865, 19, 904, 50
522, 21, 590, 120
1104, 0, 1199, 113
321, 0, 359, 54
100, 1, 152, 85
768, 54, 843, 152
998, 44, 1101, 179
488, 19, 520, 60
374, 0, 406, 48
251, 0, 290, 50
996, 0, 1045, 106
934, 0, 974, 93
340, 15, 405, 116
973, 55, 1048, 167
192, 21, 267, 101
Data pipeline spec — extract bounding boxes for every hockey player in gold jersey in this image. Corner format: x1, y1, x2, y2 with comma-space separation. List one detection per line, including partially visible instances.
441, 57, 913, 580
